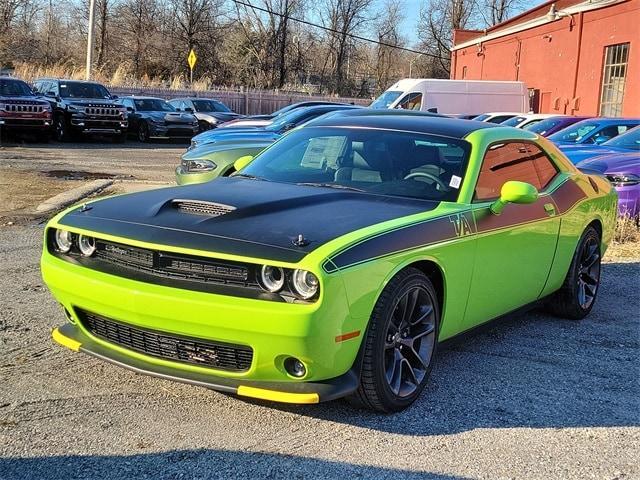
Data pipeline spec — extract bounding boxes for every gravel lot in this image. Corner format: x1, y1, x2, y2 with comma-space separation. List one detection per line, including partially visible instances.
0, 142, 639, 479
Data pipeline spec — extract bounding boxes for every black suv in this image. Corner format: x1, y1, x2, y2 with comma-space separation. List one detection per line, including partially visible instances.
33, 78, 127, 142
0, 77, 52, 140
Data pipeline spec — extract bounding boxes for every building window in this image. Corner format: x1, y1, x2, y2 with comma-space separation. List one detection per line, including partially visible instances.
462, 66, 467, 79
599, 43, 629, 117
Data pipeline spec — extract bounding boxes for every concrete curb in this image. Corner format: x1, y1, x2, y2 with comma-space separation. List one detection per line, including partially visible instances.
36, 179, 114, 214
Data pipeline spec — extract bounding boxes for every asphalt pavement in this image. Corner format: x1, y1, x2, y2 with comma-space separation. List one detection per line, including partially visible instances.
0, 224, 638, 480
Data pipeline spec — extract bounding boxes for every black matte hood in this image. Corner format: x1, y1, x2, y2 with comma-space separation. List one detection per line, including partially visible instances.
58, 177, 437, 263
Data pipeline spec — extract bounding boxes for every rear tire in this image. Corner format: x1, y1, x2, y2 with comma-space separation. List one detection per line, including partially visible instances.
545, 226, 602, 320
349, 268, 439, 412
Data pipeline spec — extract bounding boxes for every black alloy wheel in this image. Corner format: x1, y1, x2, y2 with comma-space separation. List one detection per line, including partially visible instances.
138, 122, 150, 142
54, 116, 69, 142
576, 234, 601, 310
384, 285, 437, 398
349, 267, 439, 412
546, 226, 602, 319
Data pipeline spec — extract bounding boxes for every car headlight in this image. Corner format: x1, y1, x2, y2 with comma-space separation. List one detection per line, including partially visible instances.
607, 173, 640, 186
182, 158, 216, 173
54, 229, 74, 253
259, 265, 285, 292
78, 234, 96, 256
291, 269, 319, 299
67, 105, 84, 113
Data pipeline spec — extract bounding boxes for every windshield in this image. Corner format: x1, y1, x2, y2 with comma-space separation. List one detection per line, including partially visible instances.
472, 114, 490, 121
603, 127, 640, 150
501, 116, 527, 127
0, 78, 33, 96
59, 82, 111, 99
524, 117, 564, 135
134, 99, 175, 112
370, 90, 403, 109
548, 122, 599, 143
240, 126, 471, 202
265, 108, 313, 132
192, 99, 230, 112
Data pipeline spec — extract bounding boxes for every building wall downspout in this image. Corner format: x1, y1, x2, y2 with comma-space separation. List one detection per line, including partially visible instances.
571, 12, 585, 114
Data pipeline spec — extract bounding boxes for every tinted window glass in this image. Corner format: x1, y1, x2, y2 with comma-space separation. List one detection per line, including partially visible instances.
395, 92, 423, 111
549, 122, 597, 143
488, 115, 516, 124
370, 90, 403, 109
133, 98, 175, 111
241, 126, 471, 202
524, 117, 563, 135
59, 82, 111, 99
603, 126, 640, 150
501, 116, 527, 127
0, 79, 33, 96
475, 142, 557, 201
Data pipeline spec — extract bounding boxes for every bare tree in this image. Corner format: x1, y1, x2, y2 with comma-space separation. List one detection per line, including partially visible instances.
416, 0, 477, 77
374, 0, 405, 93
320, 0, 374, 94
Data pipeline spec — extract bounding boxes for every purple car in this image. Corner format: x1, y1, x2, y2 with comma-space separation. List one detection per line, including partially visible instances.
577, 152, 640, 219
523, 116, 590, 137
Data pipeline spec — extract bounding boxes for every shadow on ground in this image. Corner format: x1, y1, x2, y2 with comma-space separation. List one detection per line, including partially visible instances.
0, 450, 463, 480
258, 261, 640, 436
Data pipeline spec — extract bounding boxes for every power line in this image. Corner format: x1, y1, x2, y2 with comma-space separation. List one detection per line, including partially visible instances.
231, 0, 442, 59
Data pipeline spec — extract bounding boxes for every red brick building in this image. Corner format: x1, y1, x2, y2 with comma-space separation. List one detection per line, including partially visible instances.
450, 0, 639, 116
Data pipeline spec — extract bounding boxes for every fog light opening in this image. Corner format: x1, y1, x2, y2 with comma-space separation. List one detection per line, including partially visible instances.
62, 306, 75, 324
284, 357, 307, 378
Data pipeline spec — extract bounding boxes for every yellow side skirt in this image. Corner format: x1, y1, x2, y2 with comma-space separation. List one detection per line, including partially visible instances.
237, 385, 319, 404
52, 327, 82, 352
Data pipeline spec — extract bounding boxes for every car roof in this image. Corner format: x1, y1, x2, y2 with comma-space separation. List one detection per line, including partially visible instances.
328, 108, 442, 119
171, 97, 223, 102
310, 114, 496, 139
35, 78, 102, 84
121, 96, 166, 101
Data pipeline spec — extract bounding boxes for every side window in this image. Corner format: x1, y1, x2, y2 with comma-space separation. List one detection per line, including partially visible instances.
396, 92, 422, 111
475, 142, 558, 201
49, 82, 58, 95
32, 81, 43, 93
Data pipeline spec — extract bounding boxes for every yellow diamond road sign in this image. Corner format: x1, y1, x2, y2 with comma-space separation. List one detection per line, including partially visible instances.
188, 49, 197, 70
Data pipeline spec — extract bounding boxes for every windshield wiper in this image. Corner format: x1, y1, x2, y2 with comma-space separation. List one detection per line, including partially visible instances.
296, 182, 365, 192
232, 173, 270, 181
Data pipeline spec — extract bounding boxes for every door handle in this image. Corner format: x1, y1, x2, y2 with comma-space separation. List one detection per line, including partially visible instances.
544, 203, 556, 216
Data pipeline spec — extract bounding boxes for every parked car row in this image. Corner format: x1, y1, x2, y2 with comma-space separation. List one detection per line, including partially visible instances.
0, 76, 244, 143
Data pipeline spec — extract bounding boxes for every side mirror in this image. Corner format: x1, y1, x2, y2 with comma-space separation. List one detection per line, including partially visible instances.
233, 155, 254, 172
490, 181, 538, 215
111, 95, 119, 99
126, 106, 134, 112
185, 107, 194, 113
46, 91, 56, 97
282, 122, 296, 131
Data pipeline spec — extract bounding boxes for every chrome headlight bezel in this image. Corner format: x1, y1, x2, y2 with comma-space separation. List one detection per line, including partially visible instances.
182, 158, 216, 173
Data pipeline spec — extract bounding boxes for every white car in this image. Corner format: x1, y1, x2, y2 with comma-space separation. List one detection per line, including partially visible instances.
217, 118, 273, 129
500, 113, 562, 130
472, 112, 522, 124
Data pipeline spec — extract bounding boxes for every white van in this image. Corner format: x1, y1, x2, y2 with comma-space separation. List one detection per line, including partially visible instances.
370, 79, 528, 115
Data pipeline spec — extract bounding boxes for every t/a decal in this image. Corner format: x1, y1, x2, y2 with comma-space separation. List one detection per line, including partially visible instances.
449, 213, 474, 237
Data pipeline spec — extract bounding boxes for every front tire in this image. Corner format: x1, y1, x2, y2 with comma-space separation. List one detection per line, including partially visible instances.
54, 116, 70, 142
546, 226, 602, 320
349, 268, 439, 412
137, 122, 150, 143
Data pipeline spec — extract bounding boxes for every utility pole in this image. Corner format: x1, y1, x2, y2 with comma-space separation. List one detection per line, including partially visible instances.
86, 0, 96, 80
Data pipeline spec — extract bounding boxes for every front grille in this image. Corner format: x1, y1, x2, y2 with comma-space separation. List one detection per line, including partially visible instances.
93, 239, 253, 286
4, 104, 45, 113
79, 310, 253, 371
173, 200, 236, 217
85, 106, 120, 116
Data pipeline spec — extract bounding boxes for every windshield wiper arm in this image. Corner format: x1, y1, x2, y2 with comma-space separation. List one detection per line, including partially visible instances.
232, 173, 270, 181
296, 182, 365, 192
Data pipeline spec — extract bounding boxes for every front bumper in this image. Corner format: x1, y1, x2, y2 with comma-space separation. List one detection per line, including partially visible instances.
52, 323, 358, 403
0, 117, 51, 129
175, 165, 219, 185
150, 124, 199, 139
70, 117, 128, 134
42, 241, 364, 403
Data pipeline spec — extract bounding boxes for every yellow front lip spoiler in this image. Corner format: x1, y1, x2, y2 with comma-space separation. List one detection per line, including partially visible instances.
52, 327, 82, 352
51, 326, 321, 404
237, 385, 319, 404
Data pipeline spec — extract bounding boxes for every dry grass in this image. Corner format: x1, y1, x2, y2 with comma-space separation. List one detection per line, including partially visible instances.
605, 214, 640, 261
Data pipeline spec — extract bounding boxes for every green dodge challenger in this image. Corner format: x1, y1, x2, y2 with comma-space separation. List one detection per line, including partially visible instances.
43, 115, 617, 412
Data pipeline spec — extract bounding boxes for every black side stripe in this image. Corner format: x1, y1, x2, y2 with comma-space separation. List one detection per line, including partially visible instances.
324, 178, 587, 273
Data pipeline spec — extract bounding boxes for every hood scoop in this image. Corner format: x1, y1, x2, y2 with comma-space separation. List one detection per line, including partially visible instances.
172, 199, 236, 217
